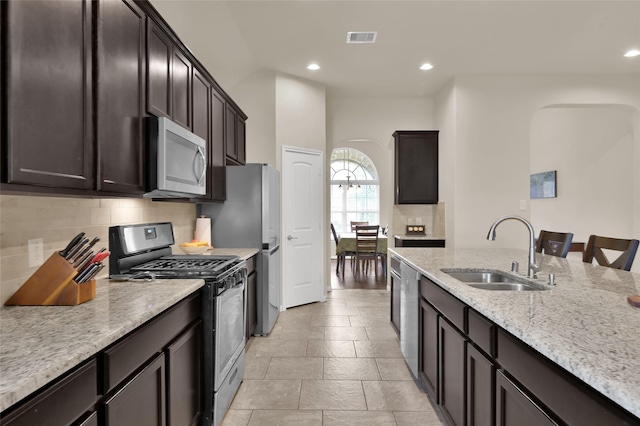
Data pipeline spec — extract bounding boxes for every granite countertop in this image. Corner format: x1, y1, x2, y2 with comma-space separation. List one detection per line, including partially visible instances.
389, 247, 640, 419
205, 247, 259, 260
0, 277, 204, 413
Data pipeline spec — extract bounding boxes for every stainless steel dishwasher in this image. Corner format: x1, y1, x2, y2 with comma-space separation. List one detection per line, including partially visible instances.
400, 260, 420, 378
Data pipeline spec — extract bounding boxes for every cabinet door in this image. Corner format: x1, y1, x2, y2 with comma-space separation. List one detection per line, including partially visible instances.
209, 88, 226, 200
467, 343, 494, 426
225, 104, 238, 162
246, 270, 257, 339
96, 0, 145, 194
439, 318, 466, 426
5, 0, 94, 189
419, 298, 438, 400
166, 321, 202, 426
146, 19, 171, 118
104, 353, 166, 426
237, 115, 246, 164
495, 371, 557, 426
192, 68, 211, 200
171, 49, 191, 130
394, 131, 438, 204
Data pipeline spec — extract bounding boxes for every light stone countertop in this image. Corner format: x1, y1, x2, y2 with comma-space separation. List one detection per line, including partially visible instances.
389, 247, 640, 419
0, 247, 258, 413
0, 277, 204, 413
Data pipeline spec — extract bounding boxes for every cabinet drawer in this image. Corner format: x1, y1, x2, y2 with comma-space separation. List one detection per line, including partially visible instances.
246, 255, 256, 275
497, 329, 638, 426
102, 292, 200, 393
1, 359, 97, 426
467, 309, 495, 357
420, 277, 465, 332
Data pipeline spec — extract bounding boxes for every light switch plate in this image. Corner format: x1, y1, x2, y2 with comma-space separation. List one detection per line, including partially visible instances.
519, 199, 527, 211
28, 238, 44, 268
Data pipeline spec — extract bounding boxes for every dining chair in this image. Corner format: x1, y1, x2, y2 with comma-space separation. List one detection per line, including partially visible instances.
331, 223, 354, 275
354, 225, 380, 276
350, 221, 369, 232
582, 235, 639, 271
535, 230, 574, 258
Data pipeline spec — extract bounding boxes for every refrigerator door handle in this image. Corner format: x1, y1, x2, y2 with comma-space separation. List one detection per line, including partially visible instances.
267, 245, 280, 255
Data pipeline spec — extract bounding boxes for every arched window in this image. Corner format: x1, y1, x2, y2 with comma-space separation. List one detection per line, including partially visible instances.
330, 148, 379, 233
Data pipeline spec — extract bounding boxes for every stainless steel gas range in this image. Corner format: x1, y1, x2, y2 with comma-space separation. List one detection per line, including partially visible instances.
109, 222, 246, 426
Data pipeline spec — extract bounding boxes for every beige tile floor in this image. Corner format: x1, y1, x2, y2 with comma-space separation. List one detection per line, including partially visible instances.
222, 289, 445, 426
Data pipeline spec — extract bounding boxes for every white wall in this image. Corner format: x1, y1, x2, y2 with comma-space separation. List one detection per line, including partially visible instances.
326, 97, 435, 239
530, 107, 635, 247
436, 75, 640, 272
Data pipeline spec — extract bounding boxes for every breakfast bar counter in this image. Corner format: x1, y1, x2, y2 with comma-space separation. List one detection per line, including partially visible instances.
389, 247, 640, 420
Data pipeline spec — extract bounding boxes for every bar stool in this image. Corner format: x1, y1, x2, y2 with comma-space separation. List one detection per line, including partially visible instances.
582, 235, 639, 271
535, 230, 574, 258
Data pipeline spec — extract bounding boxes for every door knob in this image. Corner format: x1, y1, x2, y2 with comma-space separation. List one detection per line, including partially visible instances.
287, 235, 298, 240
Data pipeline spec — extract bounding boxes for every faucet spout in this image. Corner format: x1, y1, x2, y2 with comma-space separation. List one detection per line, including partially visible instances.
487, 215, 539, 278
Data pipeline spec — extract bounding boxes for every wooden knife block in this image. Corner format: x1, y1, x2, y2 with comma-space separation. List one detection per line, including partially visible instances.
4, 252, 96, 306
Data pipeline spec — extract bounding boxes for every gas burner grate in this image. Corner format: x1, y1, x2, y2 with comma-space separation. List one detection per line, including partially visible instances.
131, 255, 239, 276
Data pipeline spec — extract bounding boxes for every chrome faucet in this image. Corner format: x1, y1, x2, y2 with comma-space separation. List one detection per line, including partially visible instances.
487, 215, 539, 279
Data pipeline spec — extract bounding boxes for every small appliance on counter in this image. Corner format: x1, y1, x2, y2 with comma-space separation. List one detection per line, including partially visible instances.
198, 163, 281, 336
109, 222, 246, 426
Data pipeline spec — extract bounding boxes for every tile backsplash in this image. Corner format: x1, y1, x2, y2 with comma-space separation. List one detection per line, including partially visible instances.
0, 194, 197, 306
392, 202, 446, 238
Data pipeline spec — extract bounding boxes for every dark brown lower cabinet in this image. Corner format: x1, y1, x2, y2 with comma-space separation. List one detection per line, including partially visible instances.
0, 359, 97, 426
467, 344, 494, 426
78, 411, 99, 426
104, 353, 166, 426
496, 371, 557, 426
167, 321, 202, 426
419, 298, 438, 399
439, 319, 466, 426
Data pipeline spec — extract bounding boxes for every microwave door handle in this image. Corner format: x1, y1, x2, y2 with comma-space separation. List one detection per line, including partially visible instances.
193, 147, 206, 185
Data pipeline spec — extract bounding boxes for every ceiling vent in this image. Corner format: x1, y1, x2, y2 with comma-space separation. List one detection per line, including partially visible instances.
346, 32, 377, 44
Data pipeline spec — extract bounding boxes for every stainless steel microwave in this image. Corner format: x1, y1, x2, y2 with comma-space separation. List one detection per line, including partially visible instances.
145, 116, 207, 198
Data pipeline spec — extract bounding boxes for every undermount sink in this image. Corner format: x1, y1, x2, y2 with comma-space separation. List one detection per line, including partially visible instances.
441, 268, 550, 291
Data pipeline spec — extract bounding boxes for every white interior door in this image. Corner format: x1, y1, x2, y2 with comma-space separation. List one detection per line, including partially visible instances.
282, 146, 324, 308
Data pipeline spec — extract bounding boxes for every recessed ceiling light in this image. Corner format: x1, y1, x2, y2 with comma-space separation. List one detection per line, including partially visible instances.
419, 63, 434, 71
307, 63, 320, 70
624, 49, 640, 58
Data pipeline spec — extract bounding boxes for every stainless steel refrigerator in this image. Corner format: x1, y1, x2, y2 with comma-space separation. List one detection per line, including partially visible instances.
198, 163, 280, 335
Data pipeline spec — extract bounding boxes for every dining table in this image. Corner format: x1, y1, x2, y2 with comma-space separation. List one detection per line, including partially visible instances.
336, 232, 388, 276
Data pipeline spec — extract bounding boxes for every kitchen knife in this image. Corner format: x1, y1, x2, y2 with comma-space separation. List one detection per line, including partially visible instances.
88, 251, 110, 265
81, 263, 105, 283
74, 250, 95, 271
59, 232, 85, 258
65, 237, 89, 260
76, 263, 99, 283
70, 237, 100, 262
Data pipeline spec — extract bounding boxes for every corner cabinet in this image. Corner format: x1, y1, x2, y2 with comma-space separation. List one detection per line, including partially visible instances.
225, 103, 247, 165
394, 130, 439, 204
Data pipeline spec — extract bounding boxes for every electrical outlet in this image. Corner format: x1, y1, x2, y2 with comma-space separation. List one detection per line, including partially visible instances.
28, 238, 44, 268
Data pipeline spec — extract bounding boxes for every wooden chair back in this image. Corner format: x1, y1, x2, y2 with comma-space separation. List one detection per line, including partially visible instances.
330, 223, 340, 243
355, 225, 379, 257
535, 230, 574, 258
350, 221, 369, 232
582, 235, 639, 271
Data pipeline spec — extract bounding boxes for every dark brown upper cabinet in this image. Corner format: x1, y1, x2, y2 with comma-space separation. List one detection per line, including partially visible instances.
3, 0, 95, 190
209, 88, 227, 200
225, 103, 247, 165
145, 18, 191, 130
394, 130, 439, 204
96, 0, 146, 195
